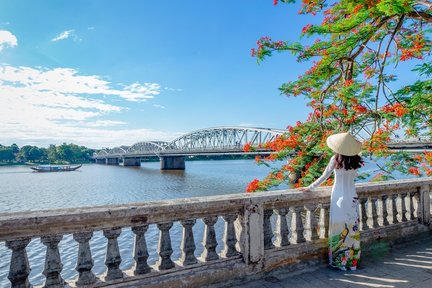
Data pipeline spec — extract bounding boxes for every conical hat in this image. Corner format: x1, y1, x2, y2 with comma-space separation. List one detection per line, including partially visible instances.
326, 132, 362, 156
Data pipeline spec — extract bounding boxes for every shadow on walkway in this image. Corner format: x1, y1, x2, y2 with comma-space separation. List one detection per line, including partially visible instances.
230, 235, 432, 288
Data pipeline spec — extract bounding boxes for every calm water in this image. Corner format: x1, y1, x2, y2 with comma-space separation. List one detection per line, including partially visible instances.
0, 160, 278, 286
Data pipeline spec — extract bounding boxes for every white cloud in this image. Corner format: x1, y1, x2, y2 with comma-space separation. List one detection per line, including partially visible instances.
0, 30, 17, 51
164, 87, 183, 92
0, 64, 170, 147
52, 30, 73, 41
86, 120, 127, 127
153, 104, 166, 109
121, 82, 161, 101
52, 29, 81, 42
87, 26, 95, 30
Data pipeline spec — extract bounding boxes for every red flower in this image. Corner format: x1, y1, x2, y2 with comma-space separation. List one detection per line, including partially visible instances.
302, 24, 313, 34
408, 167, 421, 176
243, 143, 252, 152
246, 179, 260, 192
345, 79, 354, 86
353, 104, 367, 113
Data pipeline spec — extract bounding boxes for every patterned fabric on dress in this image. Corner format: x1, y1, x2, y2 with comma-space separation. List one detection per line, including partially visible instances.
307, 156, 361, 270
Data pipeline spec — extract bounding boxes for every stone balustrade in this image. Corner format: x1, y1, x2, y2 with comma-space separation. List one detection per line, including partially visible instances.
0, 178, 431, 288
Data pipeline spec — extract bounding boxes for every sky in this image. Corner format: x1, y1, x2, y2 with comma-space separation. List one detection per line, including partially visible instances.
0, 1, 422, 148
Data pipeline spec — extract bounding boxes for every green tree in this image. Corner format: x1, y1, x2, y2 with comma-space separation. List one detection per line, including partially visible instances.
17, 146, 44, 162
247, 0, 431, 191
0, 146, 15, 163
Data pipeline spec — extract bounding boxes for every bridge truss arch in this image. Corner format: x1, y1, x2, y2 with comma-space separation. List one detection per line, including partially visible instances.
96, 149, 109, 158
108, 147, 127, 157
164, 126, 286, 153
126, 141, 169, 155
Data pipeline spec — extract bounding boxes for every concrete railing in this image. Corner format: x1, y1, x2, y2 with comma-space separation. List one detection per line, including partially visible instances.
0, 178, 431, 288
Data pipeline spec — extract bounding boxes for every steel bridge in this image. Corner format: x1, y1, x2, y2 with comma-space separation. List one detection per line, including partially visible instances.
93, 127, 286, 169
92, 126, 432, 170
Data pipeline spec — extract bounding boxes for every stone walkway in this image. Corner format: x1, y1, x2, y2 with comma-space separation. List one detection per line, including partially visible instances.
231, 236, 432, 288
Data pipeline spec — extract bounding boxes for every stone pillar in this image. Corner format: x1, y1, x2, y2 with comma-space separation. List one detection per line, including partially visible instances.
123, 158, 141, 167
73, 231, 97, 286
274, 208, 289, 247
201, 216, 219, 262
367, 197, 379, 228
6, 238, 31, 288
41, 234, 66, 288
157, 222, 175, 270
420, 185, 431, 225
263, 209, 275, 250
160, 156, 185, 170
103, 228, 124, 281
318, 203, 330, 239
397, 193, 408, 222
290, 206, 305, 244
105, 158, 119, 165
304, 204, 319, 241
359, 198, 369, 230
180, 219, 198, 266
388, 194, 399, 224
379, 196, 390, 226
234, 203, 264, 268
222, 214, 239, 258
132, 225, 151, 275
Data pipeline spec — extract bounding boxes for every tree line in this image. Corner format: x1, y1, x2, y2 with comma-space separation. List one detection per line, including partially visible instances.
0, 143, 95, 164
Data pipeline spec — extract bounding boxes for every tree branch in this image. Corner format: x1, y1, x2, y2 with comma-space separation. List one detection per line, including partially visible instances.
406, 11, 432, 23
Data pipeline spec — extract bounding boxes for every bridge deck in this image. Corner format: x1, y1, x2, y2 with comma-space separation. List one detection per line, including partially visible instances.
228, 234, 432, 288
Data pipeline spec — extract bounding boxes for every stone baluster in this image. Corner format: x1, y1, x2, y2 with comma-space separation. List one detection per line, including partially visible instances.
304, 204, 319, 241
420, 184, 431, 225
157, 222, 175, 270
367, 197, 379, 228
289, 206, 305, 244
274, 208, 289, 246
103, 228, 124, 281
222, 214, 239, 257
402, 192, 411, 221
397, 193, 408, 222
132, 225, 151, 274
6, 238, 31, 288
413, 192, 421, 222
263, 209, 275, 250
201, 216, 219, 261
358, 198, 369, 230
180, 219, 198, 265
73, 231, 97, 286
379, 195, 389, 226
318, 203, 330, 239
408, 192, 416, 220
41, 234, 66, 287
388, 194, 399, 224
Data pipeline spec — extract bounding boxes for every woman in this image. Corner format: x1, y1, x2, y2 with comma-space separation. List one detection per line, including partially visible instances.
303, 132, 363, 271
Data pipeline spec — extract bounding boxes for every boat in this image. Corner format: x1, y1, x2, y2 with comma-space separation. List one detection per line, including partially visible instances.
30, 164, 82, 172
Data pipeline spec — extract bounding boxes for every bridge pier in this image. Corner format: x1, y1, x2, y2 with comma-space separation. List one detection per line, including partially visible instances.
123, 158, 141, 167
106, 158, 119, 165
160, 156, 185, 170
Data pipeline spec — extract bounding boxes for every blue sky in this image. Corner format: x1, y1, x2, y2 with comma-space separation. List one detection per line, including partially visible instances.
0, 1, 422, 148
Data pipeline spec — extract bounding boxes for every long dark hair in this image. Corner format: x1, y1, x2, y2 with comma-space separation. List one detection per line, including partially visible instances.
334, 153, 363, 170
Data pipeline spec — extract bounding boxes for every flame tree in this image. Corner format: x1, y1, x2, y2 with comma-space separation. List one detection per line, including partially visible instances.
246, 0, 432, 192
